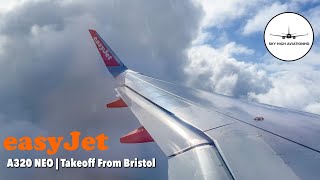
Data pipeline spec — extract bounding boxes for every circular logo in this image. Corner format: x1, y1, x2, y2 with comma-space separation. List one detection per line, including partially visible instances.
264, 12, 314, 61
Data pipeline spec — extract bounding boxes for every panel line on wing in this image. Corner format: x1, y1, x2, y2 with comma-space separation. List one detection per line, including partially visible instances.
168, 143, 214, 158
203, 122, 236, 132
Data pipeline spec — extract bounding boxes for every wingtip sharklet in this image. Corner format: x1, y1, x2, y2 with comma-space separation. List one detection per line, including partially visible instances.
89, 29, 128, 77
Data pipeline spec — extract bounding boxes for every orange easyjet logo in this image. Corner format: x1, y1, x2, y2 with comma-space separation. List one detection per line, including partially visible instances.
3, 131, 108, 155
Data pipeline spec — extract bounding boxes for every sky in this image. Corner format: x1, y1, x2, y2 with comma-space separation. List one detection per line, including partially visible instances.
0, 0, 319, 179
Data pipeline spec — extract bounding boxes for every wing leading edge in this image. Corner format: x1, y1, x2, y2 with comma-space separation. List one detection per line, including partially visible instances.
89, 30, 320, 180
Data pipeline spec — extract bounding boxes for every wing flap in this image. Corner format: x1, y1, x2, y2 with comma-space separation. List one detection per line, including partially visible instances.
206, 123, 299, 180
168, 145, 233, 180
120, 126, 154, 143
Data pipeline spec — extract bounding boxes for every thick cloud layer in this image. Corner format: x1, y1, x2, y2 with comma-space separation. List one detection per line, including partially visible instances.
0, 0, 201, 179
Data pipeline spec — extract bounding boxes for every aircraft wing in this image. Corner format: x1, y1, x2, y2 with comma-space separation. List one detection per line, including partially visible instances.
89, 29, 320, 180
294, 34, 308, 37
270, 34, 284, 37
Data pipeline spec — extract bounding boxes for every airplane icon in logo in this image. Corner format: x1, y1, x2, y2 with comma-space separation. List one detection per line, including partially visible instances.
270, 26, 308, 39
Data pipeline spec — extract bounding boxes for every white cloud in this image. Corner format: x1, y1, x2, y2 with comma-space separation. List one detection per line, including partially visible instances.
222, 41, 254, 55
0, 35, 6, 56
249, 46, 320, 114
190, 0, 261, 44
191, 30, 211, 45
242, 2, 289, 35
305, 103, 320, 114
0, 0, 21, 13
184, 42, 270, 97
306, 6, 320, 37
249, 71, 320, 110
192, 0, 259, 29
0, 0, 47, 14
